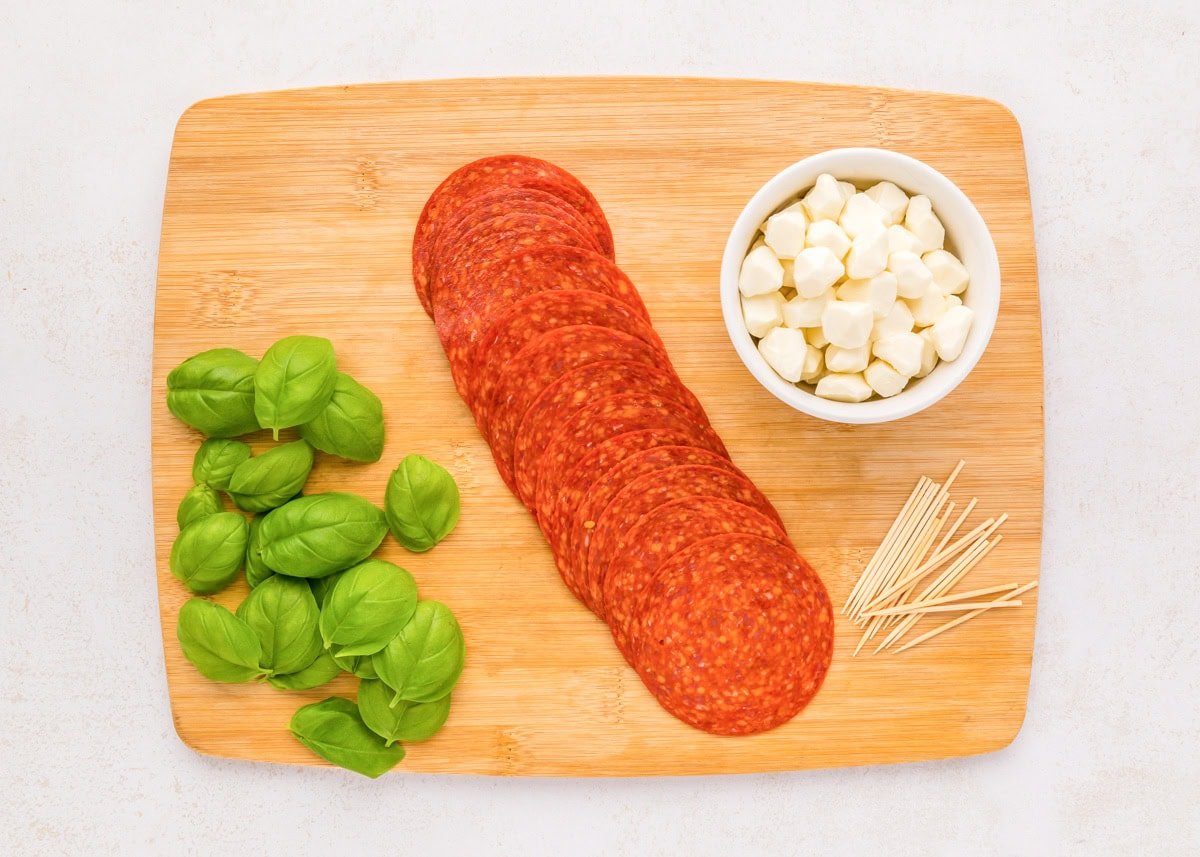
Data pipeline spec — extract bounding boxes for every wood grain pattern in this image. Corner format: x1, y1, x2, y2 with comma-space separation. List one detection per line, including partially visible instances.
152, 77, 1042, 776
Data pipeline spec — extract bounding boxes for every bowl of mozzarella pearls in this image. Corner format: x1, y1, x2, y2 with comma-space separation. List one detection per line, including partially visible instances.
720, 148, 1000, 424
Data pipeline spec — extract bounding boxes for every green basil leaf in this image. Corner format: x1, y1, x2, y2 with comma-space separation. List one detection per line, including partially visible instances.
289, 697, 405, 778
177, 483, 223, 529
357, 678, 450, 745
227, 440, 314, 513
331, 646, 378, 679
244, 516, 273, 588
235, 575, 322, 676
169, 512, 248, 594
253, 336, 337, 440
191, 438, 252, 490
166, 348, 260, 438
309, 571, 345, 608
259, 493, 387, 579
299, 373, 385, 462
318, 560, 417, 657
176, 598, 263, 683
384, 454, 460, 553
267, 649, 342, 691
371, 601, 465, 704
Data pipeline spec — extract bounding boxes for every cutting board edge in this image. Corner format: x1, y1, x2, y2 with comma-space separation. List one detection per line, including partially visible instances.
171, 75, 1025, 140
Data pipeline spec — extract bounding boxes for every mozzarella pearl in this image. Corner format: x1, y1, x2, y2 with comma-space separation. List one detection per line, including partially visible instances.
865, 181, 910, 226
791, 246, 845, 298
825, 343, 870, 373
815, 372, 872, 402
837, 272, 897, 319
757, 326, 809, 382
802, 173, 847, 221
739, 244, 784, 297
782, 289, 831, 329
887, 224, 923, 255
923, 249, 970, 295
839, 193, 888, 239
741, 292, 785, 338
845, 226, 889, 279
904, 195, 945, 252
821, 300, 874, 349
888, 250, 934, 299
872, 332, 925, 377
762, 203, 808, 258
864, 360, 910, 398
931, 305, 974, 361
805, 219, 852, 259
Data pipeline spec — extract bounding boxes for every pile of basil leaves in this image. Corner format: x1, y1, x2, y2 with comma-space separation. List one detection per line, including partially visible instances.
166, 335, 463, 778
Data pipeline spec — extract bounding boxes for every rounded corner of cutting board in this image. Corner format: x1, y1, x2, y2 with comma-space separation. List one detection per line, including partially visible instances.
152, 76, 1043, 777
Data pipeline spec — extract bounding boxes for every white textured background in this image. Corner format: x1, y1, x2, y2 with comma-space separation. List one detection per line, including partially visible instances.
2, 1, 1198, 854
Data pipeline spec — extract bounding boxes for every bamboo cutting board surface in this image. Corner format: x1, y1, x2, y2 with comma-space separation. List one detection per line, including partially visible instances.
152, 77, 1042, 776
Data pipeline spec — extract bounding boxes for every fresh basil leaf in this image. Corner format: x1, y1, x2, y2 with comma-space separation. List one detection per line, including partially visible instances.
299, 372, 385, 462
267, 649, 342, 691
253, 336, 337, 440
289, 697, 405, 778
227, 440, 314, 513
309, 571, 345, 608
166, 348, 260, 438
317, 560, 418, 657
191, 438, 252, 490
176, 598, 263, 683
357, 678, 450, 745
384, 454, 460, 553
244, 516, 273, 588
259, 493, 387, 578
331, 647, 378, 680
372, 601, 465, 705
169, 512, 248, 594
235, 575, 322, 676
177, 483, 223, 529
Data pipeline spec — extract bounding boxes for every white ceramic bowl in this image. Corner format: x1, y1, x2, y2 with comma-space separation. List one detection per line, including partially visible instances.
720, 148, 1001, 424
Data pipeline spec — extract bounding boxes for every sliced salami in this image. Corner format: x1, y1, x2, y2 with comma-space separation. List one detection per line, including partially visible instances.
533, 404, 727, 602
461, 247, 651, 404
536, 428, 719, 574
478, 326, 668, 491
459, 287, 657, 411
412, 155, 613, 315
431, 186, 601, 270
567, 451, 740, 613
431, 211, 594, 327
582, 463, 783, 617
412, 155, 833, 735
603, 497, 790, 656
628, 534, 833, 736
512, 362, 707, 508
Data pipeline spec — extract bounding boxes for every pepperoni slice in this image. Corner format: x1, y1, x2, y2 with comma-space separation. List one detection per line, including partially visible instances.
412, 155, 613, 315
461, 287, 656, 412
512, 362, 707, 508
432, 212, 594, 327
536, 428, 718, 576
461, 247, 651, 406
628, 534, 833, 736
533, 409, 727, 605
570, 453, 749, 614
478, 326, 667, 491
602, 497, 790, 655
431, 186, 600, 271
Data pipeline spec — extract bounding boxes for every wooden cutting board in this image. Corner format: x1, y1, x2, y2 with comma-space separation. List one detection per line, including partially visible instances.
152, 77, 1042, 776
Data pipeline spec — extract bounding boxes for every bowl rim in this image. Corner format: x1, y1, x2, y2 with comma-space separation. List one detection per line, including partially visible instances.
719, 147, 1001, 425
